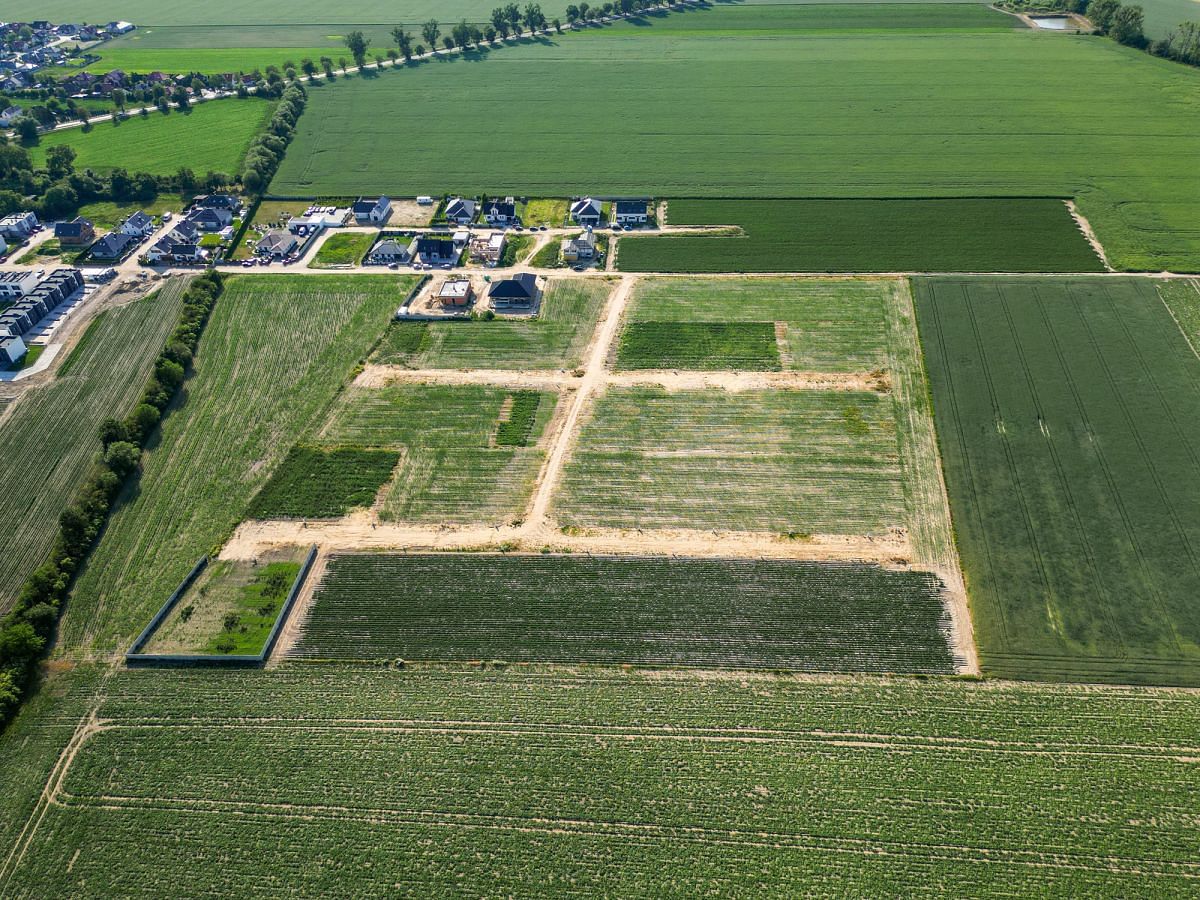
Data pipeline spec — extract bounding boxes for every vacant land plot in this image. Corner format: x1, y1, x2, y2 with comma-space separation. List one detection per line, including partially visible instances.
58, 275, 413, 653
5, 666, 1200, 895
621, 277, 892, 372
246, 447, 399, 518
309, 232, 375, 268
372, 278, 610, 370
915, 276, 1200, 685
311, 382, 558, 524
618, 199, 1101, 273
557, 387, 904, 534
293, 553, 955, 671
0, 281, 185, 614
28, 100, 272, 176
270, 17, 1200, 270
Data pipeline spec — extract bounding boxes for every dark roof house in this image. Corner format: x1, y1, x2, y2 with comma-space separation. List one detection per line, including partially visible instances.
90, 231, 137, 259
488, 272, 540, 308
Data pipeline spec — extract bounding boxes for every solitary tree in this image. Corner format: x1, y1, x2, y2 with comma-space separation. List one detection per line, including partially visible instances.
111, 87, 126, 112
1110, 4, 1145, 45
491, 6, 508, 34
566, 4, 580, 24
422, 19, 441, 50
338, 56, 348, 73
344, 30, 370, 68
320, 56, 334, 77
45, 144, 75, 179
301, 58, 317, 77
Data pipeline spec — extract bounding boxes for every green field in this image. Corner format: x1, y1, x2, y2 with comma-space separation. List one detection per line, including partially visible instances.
269, 14, 1200, 271
0, 282, 186, 614
312, 382, 558, 524
293, 553, 956, 671
246, 447, 399, 518
621, 277, 893, 372
4, 665, 1200, 895
57, 275, 413, 653
1139, 0, 1200, 37
915, 277, 1200, 685
28, 100, 272, 177
372, 278, 610, 370
618, 198, 1103, 272
308, 231, 376, 268
617, 322, 782, 370
558, 387, 905, 533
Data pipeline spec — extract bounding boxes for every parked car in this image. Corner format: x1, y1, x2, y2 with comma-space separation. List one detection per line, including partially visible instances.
573, 265, 585, 272
388, 262, 399, 269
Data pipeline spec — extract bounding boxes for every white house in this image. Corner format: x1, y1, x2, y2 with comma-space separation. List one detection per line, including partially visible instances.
119, 211, 156, 237
0, 329, 27, 367
0, 211, 39, 239
0, 270, 40, 299
483, 198, 517, 227
0, 105, 23, 127
444, 197, 476, 225
570, 197, 602, 226
353, 196, 391, 225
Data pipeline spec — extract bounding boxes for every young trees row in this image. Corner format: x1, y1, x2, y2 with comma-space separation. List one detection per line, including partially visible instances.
0, 271, 225, 732
240, 83, 306, 194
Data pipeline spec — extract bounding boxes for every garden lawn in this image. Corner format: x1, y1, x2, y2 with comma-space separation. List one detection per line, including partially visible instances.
309, 231, 376, 268
271, 15, 1200, 271
27, 99, 273, 177
914, 276, 1200, 685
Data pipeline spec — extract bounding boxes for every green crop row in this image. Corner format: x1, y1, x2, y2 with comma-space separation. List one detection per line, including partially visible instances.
495, 391, 542, 446
246, 447, 398, 519
615, 321, 781, 370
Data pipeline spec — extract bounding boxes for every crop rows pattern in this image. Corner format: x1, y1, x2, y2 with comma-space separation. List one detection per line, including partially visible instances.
616, 321, 781, 370
246, 447, 398, 519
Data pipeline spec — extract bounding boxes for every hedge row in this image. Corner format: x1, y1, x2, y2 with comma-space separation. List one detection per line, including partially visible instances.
0, 270, 225, 730
240, 84, 306, 194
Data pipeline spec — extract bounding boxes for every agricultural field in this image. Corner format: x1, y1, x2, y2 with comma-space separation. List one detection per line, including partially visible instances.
308, 231, 375, 268
618, 199, 1103, 273
617, 321, 781, 370
310, 382, 558, 524
372, 278, 610, 370
914, 276, 1200, 685
57, 275, 414, 653
245, 447, 399, 518
0, 281, 186, 614
4, 666, 1200, 895
269, 10, 1200, 271
293, 553, 956, 671
619, 277, 893, 372
557, 386, 906, 534
27, 100, 273, 177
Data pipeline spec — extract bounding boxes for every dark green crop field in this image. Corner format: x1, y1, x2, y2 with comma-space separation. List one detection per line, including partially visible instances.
246, 447, 398, 518
914, 276, 1200, 685
617, 199, 1102, 272
616, 321, 782, 369
290, 553, 956, 672
270, 15, 1200, 271
4, 666, 1200, 896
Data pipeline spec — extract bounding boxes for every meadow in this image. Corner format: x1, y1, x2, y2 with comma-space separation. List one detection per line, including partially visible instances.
312, 382, 558, 524
617, 199, 1103, 273
58, 275, 413, 654
4, 665, 1200, 895
621, 277, 894, 372
28, 100, 272, 177
914, 276, 1200, 685
557, 386, 906, 533
269, 14, 1200, 271
293, 553, 956, 670
372, 278, 610, 370
0, 281, 185, 614
308, 232, 376, 268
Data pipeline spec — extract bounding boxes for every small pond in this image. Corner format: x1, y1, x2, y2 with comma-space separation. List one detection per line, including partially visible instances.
1031, 16, 1072, 29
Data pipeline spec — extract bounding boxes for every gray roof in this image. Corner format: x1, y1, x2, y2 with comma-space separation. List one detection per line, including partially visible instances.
571, 197, 602, 216
489, 272, 538, 300
90, 231, 137, 258
615, 200, 648, 215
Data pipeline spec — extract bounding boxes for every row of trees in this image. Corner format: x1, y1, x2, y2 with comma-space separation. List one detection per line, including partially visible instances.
240, 83, 306, 193
0, 271, 225, 731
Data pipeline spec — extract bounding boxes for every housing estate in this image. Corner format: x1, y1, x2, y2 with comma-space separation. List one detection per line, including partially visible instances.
0, 270, 41, 300
0, 268, 84, 350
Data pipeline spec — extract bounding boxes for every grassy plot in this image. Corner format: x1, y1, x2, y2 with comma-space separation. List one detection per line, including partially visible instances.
8, 667, 1200, 896
77, 197, 182, 229
0, 281, 186, 614
557, 387, 904, 534
268, 18, 1200, 270
371, 278, 610, 370
245, 447, 398, 518
312, 382, 558, 524
618, 199, 1102, 273
308, 232, 375, 268
622, 277, 895, 372
616, 322, 781, 370
293, 553, 955, 671
914, 276, 1200, 685
59, 275, 413, 653
27, 100, 273, 176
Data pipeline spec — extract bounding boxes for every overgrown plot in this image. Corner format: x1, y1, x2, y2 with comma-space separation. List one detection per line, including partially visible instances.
292, 553, 955, 671
615, 322, 781, 370
914, 276, 1200, 685
246, 447, 398, 518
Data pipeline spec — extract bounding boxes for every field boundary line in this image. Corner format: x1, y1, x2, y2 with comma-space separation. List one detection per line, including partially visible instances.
1158, 279, 1200, 364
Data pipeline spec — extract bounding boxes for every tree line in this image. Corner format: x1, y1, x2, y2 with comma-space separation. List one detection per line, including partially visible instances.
0, 271, 225, 732
1007, 0, 1200, 65
240, 83, 306, 194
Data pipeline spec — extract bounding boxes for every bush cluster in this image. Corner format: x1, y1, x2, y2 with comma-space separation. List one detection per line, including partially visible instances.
240, 84, 306, 194
0, 271, 224, 731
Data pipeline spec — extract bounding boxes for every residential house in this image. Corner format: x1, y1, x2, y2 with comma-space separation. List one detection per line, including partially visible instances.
570, 197, 602, 227
119, 211, 156, 237
146, 235, 203, 264
90, 231, 138, 260
560, 228, 596, 263
614, 200, 649, 226
191, 194, 241, 212
0, 270, 40, 299
437, 279, 474, 308
444, 197, 476, 226
0, 212, 39, 239
488, 272, 540, 310
165, 220, 200, 245
469, 232, 506, 266
368, 238, 412, 264
352, 196, 391, 225
255, 229, 299, 259
483, 199, 517, 227
55, 217, 95, 247
0, 329, 27, 367
109, 21, 135, 34
186, 207, 233, 232
416, 236, 458, 265
0, 105, 23, 126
